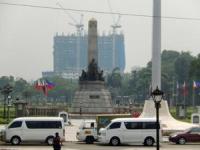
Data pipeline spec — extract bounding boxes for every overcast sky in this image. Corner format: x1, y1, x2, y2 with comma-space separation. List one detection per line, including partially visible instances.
0, 0, 200, 81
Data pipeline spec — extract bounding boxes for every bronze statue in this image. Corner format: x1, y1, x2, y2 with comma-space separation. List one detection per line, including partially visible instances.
79, 58, 104, 81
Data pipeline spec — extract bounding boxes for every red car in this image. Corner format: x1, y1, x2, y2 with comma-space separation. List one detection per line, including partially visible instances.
169, 127, 200, 144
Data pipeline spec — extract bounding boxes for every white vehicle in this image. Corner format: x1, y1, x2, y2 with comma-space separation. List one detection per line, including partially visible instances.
76, 120, 97, 144
98, 117, 162, 146
1, 117, 65, 145
58, 111, 70, 125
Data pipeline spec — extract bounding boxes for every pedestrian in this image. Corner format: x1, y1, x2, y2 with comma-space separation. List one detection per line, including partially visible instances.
53, 132, 61, 150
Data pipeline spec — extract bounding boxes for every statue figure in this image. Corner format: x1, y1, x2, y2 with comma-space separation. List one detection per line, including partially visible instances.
99, 70, 104, 81
88, 59, 98, 81
80, 70, 87, 81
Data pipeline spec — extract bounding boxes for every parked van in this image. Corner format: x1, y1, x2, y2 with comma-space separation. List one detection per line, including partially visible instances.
98, 118, 162, 146
1, 117, 65, 145
76, 120, 97, 144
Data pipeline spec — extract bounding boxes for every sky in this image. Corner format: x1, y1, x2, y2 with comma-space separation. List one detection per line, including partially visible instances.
0, 0, 200, 81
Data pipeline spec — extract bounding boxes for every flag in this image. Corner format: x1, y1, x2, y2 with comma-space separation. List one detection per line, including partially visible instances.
176, 82, 179, 89
34, 80, 43, 90
182, 81, 188, 96
34, 79, 55, 96
195, 81, 200, 88
42, 80, 48, 96
45, 79, 55, 90
193, 81, 197, 90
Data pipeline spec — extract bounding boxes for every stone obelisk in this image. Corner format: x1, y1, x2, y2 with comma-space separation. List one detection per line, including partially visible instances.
88, 19, 98, 66
71, 18, 113, 114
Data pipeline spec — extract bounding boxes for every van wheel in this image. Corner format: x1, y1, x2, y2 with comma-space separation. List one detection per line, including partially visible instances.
85, 136, 94, 144
178, 137, 186, 145
11, 136, 21, 145
144, 137, 154, 146
46, 136, 54, 145
110, 137, 120, 146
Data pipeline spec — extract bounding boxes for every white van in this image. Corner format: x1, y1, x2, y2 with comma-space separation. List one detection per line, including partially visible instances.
1, 117, 65, 145
98, 118, 162, 146
76, 120, 97, 144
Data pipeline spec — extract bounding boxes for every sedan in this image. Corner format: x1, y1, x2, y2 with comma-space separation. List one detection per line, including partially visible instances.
169, 127, 200, 144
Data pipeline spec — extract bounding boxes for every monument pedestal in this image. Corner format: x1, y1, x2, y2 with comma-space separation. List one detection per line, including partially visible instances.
71, 81, 113, 114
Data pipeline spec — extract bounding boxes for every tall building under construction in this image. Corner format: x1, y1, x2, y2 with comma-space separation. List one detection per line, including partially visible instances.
43, 32, 125, 78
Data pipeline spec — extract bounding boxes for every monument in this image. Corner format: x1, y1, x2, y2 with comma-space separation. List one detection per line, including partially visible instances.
71, 18, 113, 114
140, 0, 197, 133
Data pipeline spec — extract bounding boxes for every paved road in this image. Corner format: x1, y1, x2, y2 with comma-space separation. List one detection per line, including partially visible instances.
0, 142, 200, 150
1, 119, 200, 150
65, 119, 83, 141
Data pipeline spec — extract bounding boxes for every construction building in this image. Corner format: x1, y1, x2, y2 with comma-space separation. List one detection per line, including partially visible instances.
42, 32, 125, 78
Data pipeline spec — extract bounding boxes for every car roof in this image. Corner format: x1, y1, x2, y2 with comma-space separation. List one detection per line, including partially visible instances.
111, 117, 157, 122
13, 117, 63, 121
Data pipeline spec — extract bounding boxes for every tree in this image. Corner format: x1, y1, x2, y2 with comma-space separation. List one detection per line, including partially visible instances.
174, 52, 194, 83
189, 54, 200, 80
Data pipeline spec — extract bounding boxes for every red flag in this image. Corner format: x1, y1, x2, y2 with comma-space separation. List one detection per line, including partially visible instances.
34, 80, 43, 90
182, 81, 188, 96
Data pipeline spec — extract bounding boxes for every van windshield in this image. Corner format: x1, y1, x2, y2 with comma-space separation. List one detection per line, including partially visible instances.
8, 121, 22, 128
109, 122, 121, 129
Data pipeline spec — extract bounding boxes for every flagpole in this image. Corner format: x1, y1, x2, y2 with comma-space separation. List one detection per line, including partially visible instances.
192, 88, 195, 108
192, 81, 196, 109
176, 82, 179, 106
183, 81, 186, 107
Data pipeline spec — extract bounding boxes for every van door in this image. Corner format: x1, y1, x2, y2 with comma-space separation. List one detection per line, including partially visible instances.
106, 122, 122, 142
7, 121, 23, 141
123, 122, 143, 143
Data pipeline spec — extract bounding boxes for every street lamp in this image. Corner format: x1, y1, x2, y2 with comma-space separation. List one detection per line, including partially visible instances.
1, 84, 13, 119
151, 86, 164, 150
79, 102, 82, 115
7, 95, 12, 122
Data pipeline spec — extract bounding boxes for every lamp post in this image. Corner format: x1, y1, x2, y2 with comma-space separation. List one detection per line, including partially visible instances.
79, 102, 82, 115
151, 86, 164, 150
1, 84, 13, 119
7, 95, 12, 122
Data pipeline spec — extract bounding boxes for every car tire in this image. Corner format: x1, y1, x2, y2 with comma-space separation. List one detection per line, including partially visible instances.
11, 136, 21, 145
85, 136, 94, 144
110, 137, 120, 146
178, 137, 186, 145
46, 136, 54, 145
144, 137, 154, 146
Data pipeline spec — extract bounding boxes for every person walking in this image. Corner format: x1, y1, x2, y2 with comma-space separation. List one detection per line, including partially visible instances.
53, 132, 61, 150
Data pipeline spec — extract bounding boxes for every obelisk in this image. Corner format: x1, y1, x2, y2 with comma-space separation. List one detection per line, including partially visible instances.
152, 0, 161, 90
88, 18, 98, 66
71, 18, 113, 114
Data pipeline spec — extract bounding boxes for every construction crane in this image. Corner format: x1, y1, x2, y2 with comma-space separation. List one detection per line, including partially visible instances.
56, 2, 84, 36
57, 2, 84, 74
107, 0, 122, 70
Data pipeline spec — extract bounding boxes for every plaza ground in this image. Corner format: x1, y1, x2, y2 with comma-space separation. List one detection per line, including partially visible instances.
0, 141, 200, 150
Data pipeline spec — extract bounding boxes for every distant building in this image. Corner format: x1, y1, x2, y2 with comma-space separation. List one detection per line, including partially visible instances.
42, 32, 125, 78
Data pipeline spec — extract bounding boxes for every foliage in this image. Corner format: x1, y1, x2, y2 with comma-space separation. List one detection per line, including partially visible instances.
0, 50, 200, 107
189, 54, 200, 80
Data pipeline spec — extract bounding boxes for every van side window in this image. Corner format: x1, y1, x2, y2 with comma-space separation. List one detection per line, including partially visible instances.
109, 122, 121, 129
124, 122, 142, 129
25, 121, 62, 129
8, 121, 22, 128
143, 122, 157, 129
